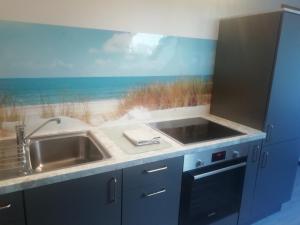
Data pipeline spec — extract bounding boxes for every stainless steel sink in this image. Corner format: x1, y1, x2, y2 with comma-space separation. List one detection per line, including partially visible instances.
28, 132, 111, 173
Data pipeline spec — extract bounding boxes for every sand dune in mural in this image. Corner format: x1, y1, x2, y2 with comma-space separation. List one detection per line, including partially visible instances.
117, 78, 211, 115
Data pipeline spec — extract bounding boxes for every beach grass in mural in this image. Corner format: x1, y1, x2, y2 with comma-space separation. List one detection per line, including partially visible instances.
0, 20, 216, 126
117, 78, 212, 115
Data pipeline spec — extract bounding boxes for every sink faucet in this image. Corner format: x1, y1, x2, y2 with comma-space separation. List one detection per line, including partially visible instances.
15, 118, 61, 174
16, 118, 61, 147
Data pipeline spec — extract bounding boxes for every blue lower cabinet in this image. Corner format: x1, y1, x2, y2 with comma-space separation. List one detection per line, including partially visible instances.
0, 192, 26, 225
24, 170, 122, 225
238, 142, 262, 225
238, 139, 300, 225
122, 157, 183, 225
251, 139, 300, 222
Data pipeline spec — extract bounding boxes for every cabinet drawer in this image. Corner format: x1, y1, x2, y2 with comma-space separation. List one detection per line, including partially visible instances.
123, 157, 183, 189
0, 192, 25, 225
123, 181, 182, 225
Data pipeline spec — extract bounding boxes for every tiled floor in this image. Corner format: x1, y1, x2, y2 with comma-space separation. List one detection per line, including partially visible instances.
253, 166, 300, 225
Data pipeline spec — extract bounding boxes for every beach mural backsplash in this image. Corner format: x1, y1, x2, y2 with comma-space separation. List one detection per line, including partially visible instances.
0, 20, 216, 136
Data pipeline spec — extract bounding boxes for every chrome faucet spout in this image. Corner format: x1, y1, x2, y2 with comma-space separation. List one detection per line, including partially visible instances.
16, 118, 61, 146
24, 118, 61, 143
15, 118, 61, 175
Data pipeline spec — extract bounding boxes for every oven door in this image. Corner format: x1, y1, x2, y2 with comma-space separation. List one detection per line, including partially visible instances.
179, 158, 246, 225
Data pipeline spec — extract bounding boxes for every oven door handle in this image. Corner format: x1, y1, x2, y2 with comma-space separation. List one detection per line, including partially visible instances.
193, 162, 246, 180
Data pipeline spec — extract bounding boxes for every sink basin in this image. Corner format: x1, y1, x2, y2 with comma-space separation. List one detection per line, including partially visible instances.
28, 132, 111, 173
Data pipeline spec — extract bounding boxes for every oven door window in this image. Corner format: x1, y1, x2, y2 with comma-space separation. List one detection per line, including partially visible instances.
180, 160, 246, 225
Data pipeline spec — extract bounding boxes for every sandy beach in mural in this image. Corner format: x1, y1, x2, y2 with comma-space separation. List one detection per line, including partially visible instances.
0, 99, 118, 136
0, 78, 212, 137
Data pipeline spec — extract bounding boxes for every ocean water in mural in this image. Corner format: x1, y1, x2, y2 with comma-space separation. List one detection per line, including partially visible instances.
0, 20, 216, 110
0, 75, 211, 105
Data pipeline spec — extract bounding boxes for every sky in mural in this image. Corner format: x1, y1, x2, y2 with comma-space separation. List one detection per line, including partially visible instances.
0, 20, 216, 78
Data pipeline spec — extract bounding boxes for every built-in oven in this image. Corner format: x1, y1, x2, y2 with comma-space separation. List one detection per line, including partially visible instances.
179, 144, 249, 225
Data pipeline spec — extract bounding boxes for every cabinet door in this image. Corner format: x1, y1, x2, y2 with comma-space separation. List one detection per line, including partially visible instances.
210, 12, 281, 130
252, 139, 300, 222
238, 142, 261, 225
0, 192, 25, 225
122, 157, 183, 225
25, 171, 122, 225
264, 12, 300, 145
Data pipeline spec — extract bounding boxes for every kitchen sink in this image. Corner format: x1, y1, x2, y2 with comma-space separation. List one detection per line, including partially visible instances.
28, 132, 111, 173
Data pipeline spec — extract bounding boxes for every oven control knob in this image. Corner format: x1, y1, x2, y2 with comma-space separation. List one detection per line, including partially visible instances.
232, 151, 240, 159
196, 160, 205, 168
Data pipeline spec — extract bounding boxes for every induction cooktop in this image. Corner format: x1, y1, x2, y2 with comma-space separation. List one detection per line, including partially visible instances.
149, 117, 244, 144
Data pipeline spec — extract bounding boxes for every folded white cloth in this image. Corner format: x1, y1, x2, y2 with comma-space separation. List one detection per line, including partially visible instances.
123, 128, 161, 146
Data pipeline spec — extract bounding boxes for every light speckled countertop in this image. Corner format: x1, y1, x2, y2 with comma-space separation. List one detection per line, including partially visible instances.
0, 107, 266, 195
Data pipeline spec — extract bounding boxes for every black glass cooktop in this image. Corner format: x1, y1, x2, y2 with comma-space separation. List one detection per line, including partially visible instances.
149, 117, 244, 144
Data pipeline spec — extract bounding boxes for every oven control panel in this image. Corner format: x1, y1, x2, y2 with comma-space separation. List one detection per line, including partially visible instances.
212, 151, 226, 162
183, 143, 250, 172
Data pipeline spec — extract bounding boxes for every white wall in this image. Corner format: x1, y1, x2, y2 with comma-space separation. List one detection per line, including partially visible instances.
0, 0, 299, 39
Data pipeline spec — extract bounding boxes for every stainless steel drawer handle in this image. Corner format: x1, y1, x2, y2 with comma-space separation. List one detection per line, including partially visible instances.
108, 177, 118, 203
0, 203, 11, 210
193, 162, 246, 180
252, 145, 260, 163
144, 188, 166, 198
145, 166, 168, 174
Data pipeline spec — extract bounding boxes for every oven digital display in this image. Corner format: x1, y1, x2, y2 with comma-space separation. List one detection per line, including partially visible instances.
212, 151, 226, 162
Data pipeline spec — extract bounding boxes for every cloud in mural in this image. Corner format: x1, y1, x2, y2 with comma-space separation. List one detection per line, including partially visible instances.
90, 33, 217, 76
90, 33, 164, 57
50, 59, 73, 69
129, 33, 164, 55
102, 33, 134, 54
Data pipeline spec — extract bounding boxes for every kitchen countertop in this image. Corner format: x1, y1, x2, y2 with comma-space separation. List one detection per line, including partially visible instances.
0, 107, 266, 195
